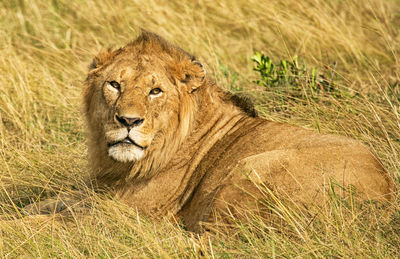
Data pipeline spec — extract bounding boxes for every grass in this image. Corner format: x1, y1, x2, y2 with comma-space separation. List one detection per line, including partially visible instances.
0, 0, 399, 257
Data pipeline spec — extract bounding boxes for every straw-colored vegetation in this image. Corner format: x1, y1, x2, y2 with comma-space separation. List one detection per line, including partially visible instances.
0, 0, 399, 257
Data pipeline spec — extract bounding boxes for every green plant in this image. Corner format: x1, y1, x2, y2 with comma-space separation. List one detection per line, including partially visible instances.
252, 52, 342, 101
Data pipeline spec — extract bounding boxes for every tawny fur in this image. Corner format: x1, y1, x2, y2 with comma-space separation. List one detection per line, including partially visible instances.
81, 31, 394, 232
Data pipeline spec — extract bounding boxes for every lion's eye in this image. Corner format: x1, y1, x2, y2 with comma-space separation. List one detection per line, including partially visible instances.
149, 88, 162, 96
109, 81, 120, 89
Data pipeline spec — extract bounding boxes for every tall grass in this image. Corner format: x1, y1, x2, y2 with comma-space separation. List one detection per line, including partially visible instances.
0, 0, 399, 257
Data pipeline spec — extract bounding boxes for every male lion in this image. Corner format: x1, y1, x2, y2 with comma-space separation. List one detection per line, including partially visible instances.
27, 31, 394, 232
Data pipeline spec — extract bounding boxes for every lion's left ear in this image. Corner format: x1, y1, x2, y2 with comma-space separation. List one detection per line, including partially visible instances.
89, 48, 116, 72
170, 59, 206, 93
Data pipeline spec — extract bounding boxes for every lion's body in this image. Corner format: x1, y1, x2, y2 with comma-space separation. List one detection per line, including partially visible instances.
80, 31, 394, 232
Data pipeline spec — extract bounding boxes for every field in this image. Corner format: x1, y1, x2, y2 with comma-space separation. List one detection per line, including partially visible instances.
1, 0, 400, 257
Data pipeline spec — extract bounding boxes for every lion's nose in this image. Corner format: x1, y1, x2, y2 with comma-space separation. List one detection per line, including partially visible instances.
115, 114, 144, 128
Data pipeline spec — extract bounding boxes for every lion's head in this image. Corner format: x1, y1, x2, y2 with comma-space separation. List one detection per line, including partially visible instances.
83, 31, 207, 181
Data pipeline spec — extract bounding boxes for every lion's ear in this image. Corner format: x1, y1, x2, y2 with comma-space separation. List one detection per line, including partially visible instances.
89, 48, 115, 71
186, 61, 206, 93
171, 59, 206, 93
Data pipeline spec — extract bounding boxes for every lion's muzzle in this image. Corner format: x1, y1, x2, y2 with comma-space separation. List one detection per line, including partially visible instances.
104, 124, 151, 163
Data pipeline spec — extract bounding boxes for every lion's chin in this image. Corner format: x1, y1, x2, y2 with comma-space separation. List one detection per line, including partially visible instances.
108, 144, 145, 163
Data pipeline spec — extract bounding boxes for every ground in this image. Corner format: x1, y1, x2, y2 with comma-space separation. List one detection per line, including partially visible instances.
0, 0, 399, 257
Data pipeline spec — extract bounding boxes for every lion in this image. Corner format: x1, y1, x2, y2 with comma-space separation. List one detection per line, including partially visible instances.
25, 31, 394, 232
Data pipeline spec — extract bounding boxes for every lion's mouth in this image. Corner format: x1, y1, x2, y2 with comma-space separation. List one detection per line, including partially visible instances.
108, 137, 146, 150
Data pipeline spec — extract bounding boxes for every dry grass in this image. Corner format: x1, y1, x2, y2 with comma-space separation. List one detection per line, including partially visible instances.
0, 0, 399, 257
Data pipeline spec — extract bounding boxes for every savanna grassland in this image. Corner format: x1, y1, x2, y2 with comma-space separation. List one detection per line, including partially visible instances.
1, 0, 400, 257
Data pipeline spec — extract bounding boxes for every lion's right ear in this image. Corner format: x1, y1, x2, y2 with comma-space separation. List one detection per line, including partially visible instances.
169, 59, 206, 93
89, 48, 115, 71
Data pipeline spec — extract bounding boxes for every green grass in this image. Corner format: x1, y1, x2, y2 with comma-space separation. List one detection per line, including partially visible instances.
0, 0, 399, 257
